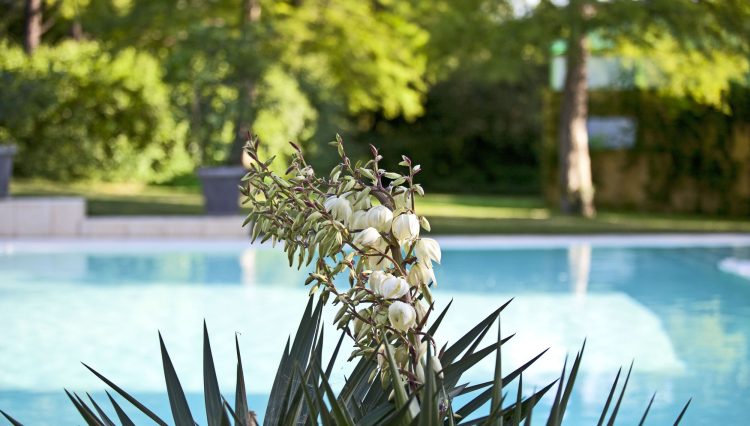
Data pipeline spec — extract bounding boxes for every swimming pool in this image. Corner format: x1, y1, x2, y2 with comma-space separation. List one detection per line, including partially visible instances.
1, 236, 749, 425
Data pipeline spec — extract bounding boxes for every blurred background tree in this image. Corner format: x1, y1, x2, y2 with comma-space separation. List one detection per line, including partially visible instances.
1, 0, 749, 214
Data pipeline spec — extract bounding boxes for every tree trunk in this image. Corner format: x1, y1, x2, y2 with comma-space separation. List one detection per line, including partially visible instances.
23, 0, 42, 54
71, 20, 83, 41
557, 12, 595, 218
229, 0, 261, 165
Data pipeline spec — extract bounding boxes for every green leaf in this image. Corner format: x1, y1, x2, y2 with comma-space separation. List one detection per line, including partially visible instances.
443, 336, 514, 389
159, 332, 196, 426
418, 344, 440, 426
638, 392, 656, 426
513, 374, 524, 425
558, 341, 586, 421
442, 299, 512, 365
0, 409, 24, 426
489, 316, 503, 426
318, 364, 355, 426
105, 391, 136, 426
606, 361, 634, 426
82, 363, 167, 426
454, 348, 548, 420
674, 398, 692, 425
203, 322, 230, 426
596, 367, 622, 426
383, 339, 409, 411
86, 393, 115, 426
234, 335, 249, 426
546, 355, 567, 426
65, 390, 104, 426
425, 299, 453, 340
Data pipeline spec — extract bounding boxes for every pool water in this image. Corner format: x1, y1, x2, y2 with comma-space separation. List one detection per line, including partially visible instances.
1, 238, 749, 425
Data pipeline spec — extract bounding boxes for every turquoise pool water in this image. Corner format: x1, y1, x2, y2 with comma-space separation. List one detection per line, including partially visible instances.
1, 238, 749, 425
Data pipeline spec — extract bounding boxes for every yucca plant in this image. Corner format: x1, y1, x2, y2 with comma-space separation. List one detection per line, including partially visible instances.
0, 295, 691, 426
1, 136, 691, 425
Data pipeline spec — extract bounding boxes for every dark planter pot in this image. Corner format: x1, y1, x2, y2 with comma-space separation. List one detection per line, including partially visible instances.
197, 166, 246, 215
0, 145, 17, 199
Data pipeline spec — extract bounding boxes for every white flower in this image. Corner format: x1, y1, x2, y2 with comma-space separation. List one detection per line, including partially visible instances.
353, 227, 381, 248
366, 205, 394, 233
350, 210, 368, 230
379, 276, 409, 299
369, 270, 389, 293
415, 238, 441, 265
391, 213, 419, 242
408, 262, 436, 286
324, 196, 352, 224
388, 301, 417, 331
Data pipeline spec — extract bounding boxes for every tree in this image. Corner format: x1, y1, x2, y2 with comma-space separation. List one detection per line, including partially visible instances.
23, 0, 42, 53
423, 0, 750, 216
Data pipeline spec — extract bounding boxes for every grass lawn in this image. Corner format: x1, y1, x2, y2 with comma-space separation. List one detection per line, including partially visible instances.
10, 179, 750, 234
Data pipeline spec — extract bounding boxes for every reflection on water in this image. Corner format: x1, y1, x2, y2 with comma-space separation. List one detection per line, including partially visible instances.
568, 244, 591, 295
0, 243, 749, 425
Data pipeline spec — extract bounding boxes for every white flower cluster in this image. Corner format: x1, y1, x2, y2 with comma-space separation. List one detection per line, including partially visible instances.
325, 192, 441, 334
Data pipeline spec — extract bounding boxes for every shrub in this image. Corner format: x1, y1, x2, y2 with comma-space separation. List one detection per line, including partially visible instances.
0, 40, 192, 182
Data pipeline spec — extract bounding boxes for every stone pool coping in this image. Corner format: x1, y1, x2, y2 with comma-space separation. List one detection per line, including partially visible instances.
0, 196, 247, 238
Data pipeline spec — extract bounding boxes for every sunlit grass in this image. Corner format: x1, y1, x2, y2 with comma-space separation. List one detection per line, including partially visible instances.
10, 178, 750, 234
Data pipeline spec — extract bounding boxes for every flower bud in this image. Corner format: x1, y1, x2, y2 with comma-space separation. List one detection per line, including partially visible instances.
369, 270, 389, 294
393, 189, 411, 210
366, 205, 394, 233
391, 213, 419, 242
415, 238, 441, 265
324, 195, 352, 224
415, 362, 425, 383
350, 210, 368, 230
379, 276, 409, 299
388, 301, 417, 332
408, 262, 436, 287
431, 355, 444, 379
414, 300, 429, 324
353, 227, 381, 248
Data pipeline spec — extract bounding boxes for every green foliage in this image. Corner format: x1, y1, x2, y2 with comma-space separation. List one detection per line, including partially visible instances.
356, 73, 545, 195
542, 85, 750, 215
0, 40, 192, 182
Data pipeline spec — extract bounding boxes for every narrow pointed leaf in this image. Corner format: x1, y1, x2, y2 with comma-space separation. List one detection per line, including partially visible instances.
638, 392, 657, 426
234, 335, 249, 426
513, 374, 523, 425
443, 300, 511, 365
596, 367, 622, 426
106, 391, 136, 426
203, 322, 229, 426
490, 316, 503, 426
86, 393, 115, 426
547, 356, 568, 426
606, 361, 634, 426
559, 341, 586, 419
0, 409, 24, 426
82, 363, 167, 425
159, 333, 195, 426
425, 299, 453, 339
65, 390, 104, 426
673, 398, 691, 425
